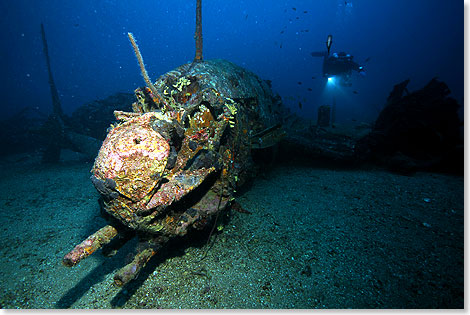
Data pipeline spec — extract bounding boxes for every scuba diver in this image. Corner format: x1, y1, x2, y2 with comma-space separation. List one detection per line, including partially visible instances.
311, 34, 365, 87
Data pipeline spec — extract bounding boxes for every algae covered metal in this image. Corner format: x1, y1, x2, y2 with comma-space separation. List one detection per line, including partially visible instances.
94, 58, 285, 236
63, 45, 287, 284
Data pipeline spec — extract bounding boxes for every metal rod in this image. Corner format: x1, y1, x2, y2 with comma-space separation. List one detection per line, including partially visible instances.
62, 225, 119, 267
113, 237, 168, 286
194, 0, 203, 62
40, 23, 64, 118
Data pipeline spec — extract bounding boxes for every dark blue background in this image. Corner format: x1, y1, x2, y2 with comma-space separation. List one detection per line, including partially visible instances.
1, 0, 463, 124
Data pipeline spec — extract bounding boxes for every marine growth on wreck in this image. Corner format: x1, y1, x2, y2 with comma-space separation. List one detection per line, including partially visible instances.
63, 5, 287, 285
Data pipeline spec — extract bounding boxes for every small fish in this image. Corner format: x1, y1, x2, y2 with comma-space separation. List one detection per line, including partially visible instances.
353, 90, 358, 94
311, 76, 316, 80
296, 17, 300, 20
307, 88, 313, 91
280, 30, 284, 34
303, 11, 308, 13
292, 7, 296, 10
280, 43, 283, 49
364, 57, 371, 62
298, 101, 302, 109
74, 23, 79, 27
245, 14, 248, 20
297, 81, 302, 85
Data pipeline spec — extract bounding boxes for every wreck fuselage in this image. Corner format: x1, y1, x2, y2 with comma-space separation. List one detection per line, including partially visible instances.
92, 59, 285, 235
64, 59, 286, 285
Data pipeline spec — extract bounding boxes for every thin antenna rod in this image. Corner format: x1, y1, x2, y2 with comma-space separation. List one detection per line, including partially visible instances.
127, 32, 172, 112
194, 0, 203, 62
40, 23, 64, 118
128, 32, 156, 93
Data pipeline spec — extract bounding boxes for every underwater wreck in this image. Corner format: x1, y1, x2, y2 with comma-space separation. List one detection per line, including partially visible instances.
63, 0, 287, 286
60, 0, 463, 287
355, 78, 463, 174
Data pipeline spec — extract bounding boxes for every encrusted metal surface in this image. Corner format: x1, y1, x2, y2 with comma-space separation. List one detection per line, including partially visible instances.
65, 58, 287, 285
91, 59, 285, 235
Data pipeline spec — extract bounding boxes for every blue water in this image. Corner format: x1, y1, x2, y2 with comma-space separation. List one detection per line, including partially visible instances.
0, 1, 464, 308
1, 0, 463, 124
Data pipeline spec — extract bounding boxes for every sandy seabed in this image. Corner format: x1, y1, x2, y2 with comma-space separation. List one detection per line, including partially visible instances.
0, 153, 464, 309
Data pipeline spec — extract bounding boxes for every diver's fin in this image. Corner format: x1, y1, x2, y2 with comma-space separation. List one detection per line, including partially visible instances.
326, 34, 333, 55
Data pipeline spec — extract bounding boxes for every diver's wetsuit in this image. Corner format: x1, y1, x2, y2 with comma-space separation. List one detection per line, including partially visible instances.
311, 50, 364, 86
323, 52, 362, 78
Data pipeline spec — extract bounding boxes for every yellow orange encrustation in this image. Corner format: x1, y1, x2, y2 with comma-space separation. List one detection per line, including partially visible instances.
92, 112, 170, 201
